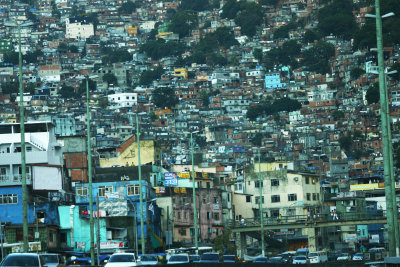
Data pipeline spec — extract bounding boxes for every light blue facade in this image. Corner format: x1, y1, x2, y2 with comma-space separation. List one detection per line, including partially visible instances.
72, 180, 162, 251
265, 72, 286, 90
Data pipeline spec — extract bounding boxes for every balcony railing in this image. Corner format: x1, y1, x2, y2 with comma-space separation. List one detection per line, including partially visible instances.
13, 173, 32, 182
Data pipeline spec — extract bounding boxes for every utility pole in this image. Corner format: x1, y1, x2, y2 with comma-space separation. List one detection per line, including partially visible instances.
191, 132, 199, 254
136, 114, 145, 254
371, 0, 399, 256
87, 78, 95, 265
258, 149, 265, 256
18, 24, 28, 253
96, 194, 100, 265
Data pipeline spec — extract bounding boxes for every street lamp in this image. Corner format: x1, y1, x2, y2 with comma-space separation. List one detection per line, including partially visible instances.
366, 3, 399, 256
136, 113, 146, 254
76, 75, 98, 265
256, 147, 265, 257
4, 20, 33, 253
190, 131, 199, 254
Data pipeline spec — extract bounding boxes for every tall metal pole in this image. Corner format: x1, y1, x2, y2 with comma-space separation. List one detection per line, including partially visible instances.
258, 149, 265, 256
0, 218, 4, 260
87, 78, 95, 265
374, 0, 399, 256
191, 132, 199, 254
136, 114, 145, 254
18, 24, 28, 253
96, 194, 100, 265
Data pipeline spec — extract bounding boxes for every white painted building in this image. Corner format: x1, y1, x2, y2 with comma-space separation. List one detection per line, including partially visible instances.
107, 93, 138, 110
65, 17, 94, 39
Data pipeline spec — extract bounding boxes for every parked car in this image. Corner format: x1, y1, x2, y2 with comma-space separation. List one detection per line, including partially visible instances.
222, 255, 238, 263
41, 253, 66, 267
104, 252, 141, 267
66, 256, 91, 266
189, 255, 200, 263
140, 254, 159, 265
253, 256, 268, 263
327, 252, 340, 262
167, 254, 190, 264
268, 256, 284, 264
0, 253, 46, 267
292, 256, 309, 264
199, 252, 220, 263
337, 253, 351, 261
352, 252, 364, 261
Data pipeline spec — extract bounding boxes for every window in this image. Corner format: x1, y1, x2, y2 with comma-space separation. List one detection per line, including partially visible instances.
206, 182, 210, 189
180, 229, 186, 235
98, 185, 113, 197
312, 178, 317, 184
306, 177, 310, 184
271, 179, 279, 186
271, 195, 280, 203
207, 212, 211, 220
246, 195, 251, 202
76, 186, 88, 196
127, 184, 139, 195
288, 194, 297, 201
213, 213, 219, 220
317, 193, 320, 200
255, 196, 265, 204
177, 212, 181, 219
270, 209, 279, 218
214, 197, 219, 204
0, 194, 18, 204
255, 181, 263, 188
306, 193, 311, 201
313, 193, 317, 200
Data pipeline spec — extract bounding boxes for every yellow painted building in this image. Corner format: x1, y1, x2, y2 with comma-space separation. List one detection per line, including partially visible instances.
174, 68, 188, 79
126, 25, 138, 35
99, 138, 157, 168
156, 32, 173, 39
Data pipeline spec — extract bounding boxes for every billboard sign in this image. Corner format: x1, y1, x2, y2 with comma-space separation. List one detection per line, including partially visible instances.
165, 172, 178, 186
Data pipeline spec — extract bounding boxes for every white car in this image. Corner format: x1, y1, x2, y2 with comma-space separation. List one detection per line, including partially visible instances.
352, 253, 364, 261
292, 256, 309, 264
167, 254, 189, 264
105, 253, 141, 267
337, 253, 351, 261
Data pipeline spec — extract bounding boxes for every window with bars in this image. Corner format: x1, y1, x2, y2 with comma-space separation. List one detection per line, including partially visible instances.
288, 194, 297, 201
271, 179, 279, 186
0, 194, 18, 204
98, 185, 113, 197
76, 186, 88, 196
271, 195, 280, 203
127, 184, 140, 195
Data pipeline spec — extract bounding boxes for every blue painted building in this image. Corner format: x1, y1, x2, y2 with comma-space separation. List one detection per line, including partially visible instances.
67, 179, 162, 253
265, 72, 286, 90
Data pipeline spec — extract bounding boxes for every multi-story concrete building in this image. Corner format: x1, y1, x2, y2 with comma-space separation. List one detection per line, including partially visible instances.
65, 17, 94, 39
107, 93, 138, 111
0, 121, 65, 253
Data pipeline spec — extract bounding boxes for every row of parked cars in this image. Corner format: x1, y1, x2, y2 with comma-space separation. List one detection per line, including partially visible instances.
0, 253, 66, 267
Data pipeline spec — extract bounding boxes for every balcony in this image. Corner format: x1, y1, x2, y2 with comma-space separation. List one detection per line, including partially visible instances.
0, 151, 48, 165
0, 173, 32, 186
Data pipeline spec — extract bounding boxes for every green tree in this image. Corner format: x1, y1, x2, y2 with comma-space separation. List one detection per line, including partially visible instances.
1, 82, 18, 94
273, 22, 296, 39
301, 41, 335, 74
259, 0, 279, 6
212, 228, 236, 255
97, 97, 109, 109
3, 52, 19, 65
139, 66, 164, 85
152, 87, 178, 108
69, 45, 79, 53
103, 73, 118, 85
179, 0, 209, 11
150, 112, 158, 122
168, 11, 197, 38
140, 39, 186, 60
234, 2, 264, 37
388, 62, 400, 81
221, 0, 241, 19
366, 82, 379, 104
350, 67, 364, 79
332, 110, 345, 120
246, 105, 263, 121
24, 50, 44, 64
78, 79, 97, 95
59, 85, 76, 98
252, 132, 264, 146
118, 1, 136, 14
253, 48, 263, 62
303, 30, 320, 43
317, 0, 357, 39
339, 135, 352, 152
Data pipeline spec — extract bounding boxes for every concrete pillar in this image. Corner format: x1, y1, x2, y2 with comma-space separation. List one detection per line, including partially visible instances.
306, 227, 316, 251
235, 232, 247, 259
